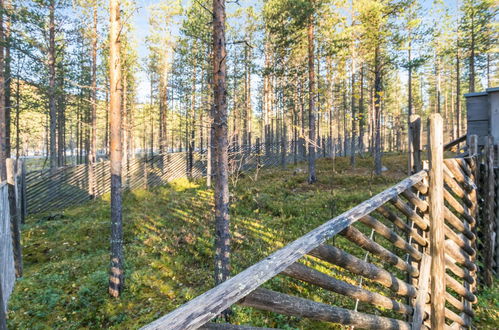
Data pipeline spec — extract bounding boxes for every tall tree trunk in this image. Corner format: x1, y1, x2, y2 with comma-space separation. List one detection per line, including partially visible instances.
89, 4, 98, 197
4, 0, 11, 158
358, 65, 365, 154
350, 59, 356, 168
374, 46, 383, 175
469, 13, 475, 93
407, 43, 413, 174
49, 0, 57, 171
213, 0, 230, 286
307, 8, 316, 184
57, 64, 65, 167
108, 0, 124, 298
456, 51, 461, 137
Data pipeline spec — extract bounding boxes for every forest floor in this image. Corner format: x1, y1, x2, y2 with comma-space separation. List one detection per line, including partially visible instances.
7, 154, 499, 329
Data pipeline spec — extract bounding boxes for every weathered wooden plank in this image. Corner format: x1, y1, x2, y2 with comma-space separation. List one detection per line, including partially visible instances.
200, 323, 274, 330
428, 113, 446, 329
281, 262, 413, 315
444, 135, 467, 151
359, 215, 422, 261
240, 288, 411, 330
140, 171, 427, 330
340, 225, 418, 276
309, 245, 417, 297
411, 254, 431, 330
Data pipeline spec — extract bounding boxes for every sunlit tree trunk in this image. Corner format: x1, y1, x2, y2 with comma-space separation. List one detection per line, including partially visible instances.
307, 6, 316, 183
108, 0, 124, 298
49, 0, 57, 171
89, 3, 98, 197
213, 0, 230, 286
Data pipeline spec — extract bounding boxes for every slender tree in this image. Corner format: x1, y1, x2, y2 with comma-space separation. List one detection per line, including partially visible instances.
108, 0, 124, 298
213, 0, 230, 286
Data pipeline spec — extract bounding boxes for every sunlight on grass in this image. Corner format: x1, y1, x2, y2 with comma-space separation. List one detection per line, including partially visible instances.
6, 154, 497, 329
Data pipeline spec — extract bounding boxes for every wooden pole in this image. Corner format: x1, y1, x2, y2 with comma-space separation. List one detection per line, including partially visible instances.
428, 113, 445, 329
483, 137, 494, 286
409, 115, 422, 174
469, 134, 478, 157
6, 158, 22, 277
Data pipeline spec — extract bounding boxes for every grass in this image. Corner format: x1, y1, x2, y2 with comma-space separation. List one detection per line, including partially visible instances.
6, 154, 499, 329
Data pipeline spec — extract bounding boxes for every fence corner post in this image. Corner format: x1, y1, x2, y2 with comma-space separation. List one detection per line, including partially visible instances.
6, 159, 23, 278
428, 113, 445, 329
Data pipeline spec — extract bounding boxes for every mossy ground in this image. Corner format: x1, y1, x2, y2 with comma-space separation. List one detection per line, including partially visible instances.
7, 154, 499, 329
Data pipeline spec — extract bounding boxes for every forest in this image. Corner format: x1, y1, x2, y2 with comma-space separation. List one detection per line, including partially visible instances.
0, 0, 498, 328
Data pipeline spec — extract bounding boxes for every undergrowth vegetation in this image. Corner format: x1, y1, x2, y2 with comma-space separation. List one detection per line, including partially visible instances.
7, 154, 498, 329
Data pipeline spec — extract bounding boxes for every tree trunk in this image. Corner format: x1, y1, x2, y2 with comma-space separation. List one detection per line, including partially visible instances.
213, 0, 230, 286
307, 9, 316, 183
108, 0, 124, 298
456, 51, 461, 137
469, 13, 475, 93
4, 0, 11, 158
350, 59, 356, 168
374, 46, 383, 175
49, 0, 57, 171
89, 3, 98, 198
407, 43, 413, 174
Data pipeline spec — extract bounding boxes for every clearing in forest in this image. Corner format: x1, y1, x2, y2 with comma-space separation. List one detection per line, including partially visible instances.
6, 155, 498, 329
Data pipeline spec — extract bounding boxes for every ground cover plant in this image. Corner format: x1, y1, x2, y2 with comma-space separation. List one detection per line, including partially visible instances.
7, 155, 498, 329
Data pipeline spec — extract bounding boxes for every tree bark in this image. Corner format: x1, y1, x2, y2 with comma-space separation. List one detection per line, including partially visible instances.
0, 0, 6, 181
49, 0, 57, 171
307, 6, 316, 183
108, 0, 124, 298
89, 3, 98, 198
213, 0, 230, 286
374, 46, 382, 175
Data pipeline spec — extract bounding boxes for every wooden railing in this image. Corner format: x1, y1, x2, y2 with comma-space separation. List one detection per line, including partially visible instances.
141, 114, 486, 329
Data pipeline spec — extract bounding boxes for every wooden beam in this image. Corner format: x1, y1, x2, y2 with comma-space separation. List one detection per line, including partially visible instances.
411, 254, 431, 330
444, 134, 467, 151
376, 205, 427, 247
281, 262, 413, 315
428, 113, 446, 329
340, 225, 419, 276
240, 288, 411, 330
359, 215, 422, 261
309, 245, 417, 297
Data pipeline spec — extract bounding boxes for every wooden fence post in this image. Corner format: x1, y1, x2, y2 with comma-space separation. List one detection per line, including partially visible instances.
469, 135, 478, 156
6, 159, 23, 278
20, 160, 27, 224
428, 114, 445, 329
483, 137, 495, 286
409, 115, 422, 174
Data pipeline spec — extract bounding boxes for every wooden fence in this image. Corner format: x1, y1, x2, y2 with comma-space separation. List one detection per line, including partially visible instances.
141, 114, 487, 329
24, 139, 343, 214
0, 159, 25, 329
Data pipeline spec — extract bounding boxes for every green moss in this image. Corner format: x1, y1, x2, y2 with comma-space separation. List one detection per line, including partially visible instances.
7, 154, 497, 329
